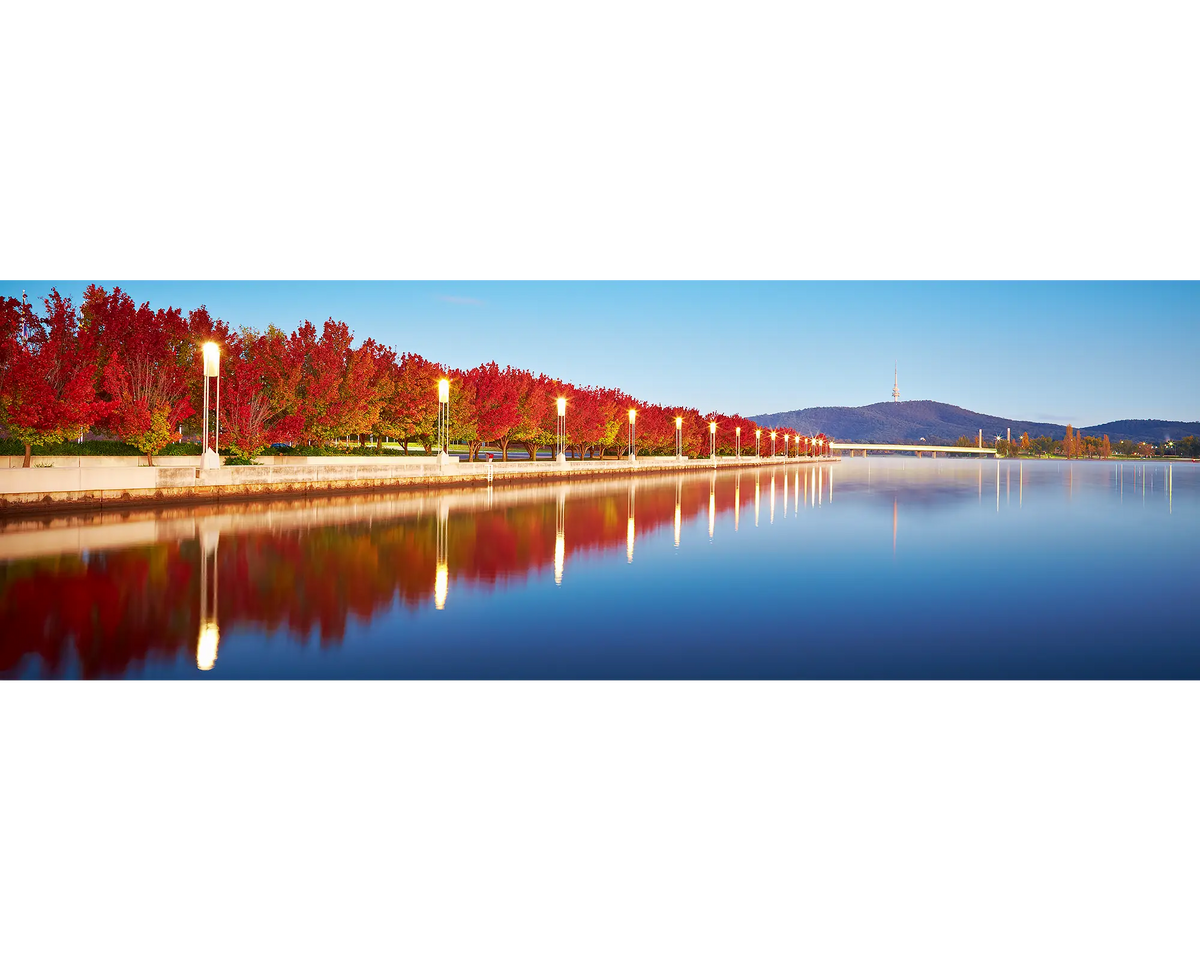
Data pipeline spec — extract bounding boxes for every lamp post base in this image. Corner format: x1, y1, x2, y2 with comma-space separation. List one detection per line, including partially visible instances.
555, 453, 567, 466
200, 449, 221, 470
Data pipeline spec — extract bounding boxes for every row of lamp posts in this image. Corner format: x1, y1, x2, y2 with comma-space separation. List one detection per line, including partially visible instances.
196, 360, 827, 466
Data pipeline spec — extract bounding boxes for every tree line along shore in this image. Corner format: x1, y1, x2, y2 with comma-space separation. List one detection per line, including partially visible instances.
0, 287, 829, 468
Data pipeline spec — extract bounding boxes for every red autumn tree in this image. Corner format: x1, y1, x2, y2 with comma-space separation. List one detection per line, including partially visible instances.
378, 351, 443, 453
219, 330, 305, 459
444, 369, 478, 457
0, 296, 29, 398
84, 286, 197, 464
564, 386, 611, 459
1, 290, 107, 466
508, 369, 551, 461
631, 403, 669, 456
337, 336, 394, 442
263, 319, 393, 446
458, 361, 519, 461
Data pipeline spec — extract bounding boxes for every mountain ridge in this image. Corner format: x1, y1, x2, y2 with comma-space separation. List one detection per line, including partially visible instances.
750, 400, 1199, 444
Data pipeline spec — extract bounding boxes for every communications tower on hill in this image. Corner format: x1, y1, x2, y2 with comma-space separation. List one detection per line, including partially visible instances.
892, 364, 900, 402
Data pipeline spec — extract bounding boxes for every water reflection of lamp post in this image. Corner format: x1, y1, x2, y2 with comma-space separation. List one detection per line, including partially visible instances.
755, 429, 761, 459
626, 482, 636, 562
735, 472, 740, 531
437, 378, 450, 463
196, 527, 220, 671
555, 486, 566, 584
628, 409, 637, 462
675, 416, 683, 460
674, 477, 682, 547
200, 342, 221, 469
770, 473, 776, 523
556, 397, 567, 465
755, 475, 760, 526
435, 501, 449, 609
709, 421, 717, 462
708, 470, 716, 539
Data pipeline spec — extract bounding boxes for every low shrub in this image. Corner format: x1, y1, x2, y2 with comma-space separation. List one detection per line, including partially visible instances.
272, 444, 411, 457
0, 438, 143, 456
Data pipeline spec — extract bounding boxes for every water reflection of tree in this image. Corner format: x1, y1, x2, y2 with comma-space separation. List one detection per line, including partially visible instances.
1, 474, 761, 677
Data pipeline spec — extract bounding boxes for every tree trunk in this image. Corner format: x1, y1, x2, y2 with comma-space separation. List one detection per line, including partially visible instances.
468, 440, 482, 461
498, 439, 509, 461
23, 443, 31, 468
147, 451, 155, 466
422, 440, 432, 454
376, 437, 383, 451
523, 442, 539, 462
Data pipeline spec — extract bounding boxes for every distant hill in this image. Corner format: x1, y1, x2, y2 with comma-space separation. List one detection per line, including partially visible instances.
750, 400, 1200, 444
1079, 419, 1200, 443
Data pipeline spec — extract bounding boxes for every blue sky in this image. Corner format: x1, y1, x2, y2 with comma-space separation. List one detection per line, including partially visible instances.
2, 281, 1196, 426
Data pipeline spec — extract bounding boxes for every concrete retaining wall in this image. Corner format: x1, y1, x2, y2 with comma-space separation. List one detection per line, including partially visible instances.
0, 455, 839, 515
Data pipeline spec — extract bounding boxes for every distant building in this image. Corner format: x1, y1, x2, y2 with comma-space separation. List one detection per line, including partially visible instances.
892, 364, 900, 402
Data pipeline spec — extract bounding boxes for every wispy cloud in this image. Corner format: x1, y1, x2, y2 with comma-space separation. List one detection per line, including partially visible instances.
436, 294, 483, 306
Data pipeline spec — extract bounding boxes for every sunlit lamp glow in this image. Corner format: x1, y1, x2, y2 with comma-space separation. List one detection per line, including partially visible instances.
438, 379, 450, 403
675, 416, 683, 429
554, 532, 565, 584
626, 517, 635, 562
434, 562, 448, 609
201, 341, 220, 377
557, 397, 567, 417
709, 421, 716, 434
197, 621, 219, 671
628, 408, 636, 424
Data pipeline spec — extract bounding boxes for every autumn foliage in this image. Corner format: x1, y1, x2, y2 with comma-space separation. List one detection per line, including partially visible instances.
0, 286, 831, 465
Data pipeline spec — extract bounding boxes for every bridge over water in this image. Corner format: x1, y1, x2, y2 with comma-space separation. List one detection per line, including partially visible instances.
831, 442, 998, 457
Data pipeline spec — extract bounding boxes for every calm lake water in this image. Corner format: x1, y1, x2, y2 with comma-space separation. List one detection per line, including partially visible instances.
1, 458, 1195, 679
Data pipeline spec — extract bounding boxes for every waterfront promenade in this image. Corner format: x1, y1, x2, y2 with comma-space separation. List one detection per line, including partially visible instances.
0, 454, 837, 515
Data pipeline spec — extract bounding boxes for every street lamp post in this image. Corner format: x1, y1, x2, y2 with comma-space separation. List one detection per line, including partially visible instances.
771, 431, 776, 457
628, 409, 636, 461
735, 426, 741, 460
200, 342, 221, 469
675, 416, 683, 460
437, 378, 450, 463
709, 421, 717, 462
755, 428, 761, 459
784, 434, 790, 458
557, 397, 567, 465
